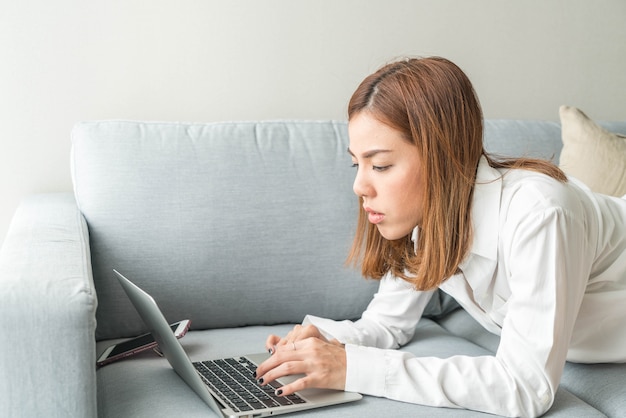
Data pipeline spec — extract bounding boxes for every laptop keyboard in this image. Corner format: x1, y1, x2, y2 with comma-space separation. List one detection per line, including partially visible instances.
193, 357, 307, 413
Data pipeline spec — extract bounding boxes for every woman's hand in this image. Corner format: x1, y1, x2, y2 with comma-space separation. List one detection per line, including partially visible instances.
264, 324, 329, 354
256, 325, 347, 396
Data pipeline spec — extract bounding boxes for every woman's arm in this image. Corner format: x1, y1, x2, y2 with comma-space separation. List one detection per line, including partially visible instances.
256, 274, 435, 393
302, 274, 437, 348
344, 205, 592, 417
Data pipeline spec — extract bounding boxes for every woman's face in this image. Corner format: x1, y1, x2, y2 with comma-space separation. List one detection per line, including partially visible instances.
348, 112, 425, 241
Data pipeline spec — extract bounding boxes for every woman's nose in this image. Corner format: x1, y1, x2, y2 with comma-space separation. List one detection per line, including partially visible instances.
353, 169, 371, 198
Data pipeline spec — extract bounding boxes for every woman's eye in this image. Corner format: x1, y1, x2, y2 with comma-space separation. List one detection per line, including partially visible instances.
350, 162, 390, 171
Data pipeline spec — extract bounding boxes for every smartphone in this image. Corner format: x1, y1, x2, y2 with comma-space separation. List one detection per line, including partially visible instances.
96, 319, 191, 367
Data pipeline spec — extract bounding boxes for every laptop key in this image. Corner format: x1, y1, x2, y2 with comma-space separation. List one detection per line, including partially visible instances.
261, 398, 280, 408
248, 401, 265, 410
275, 396, 294, 406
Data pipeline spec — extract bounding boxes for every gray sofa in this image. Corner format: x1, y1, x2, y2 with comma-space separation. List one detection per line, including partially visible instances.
2, 118, 626, 418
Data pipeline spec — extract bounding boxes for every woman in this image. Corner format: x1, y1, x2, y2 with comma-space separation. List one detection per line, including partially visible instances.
255, 57, 626, 417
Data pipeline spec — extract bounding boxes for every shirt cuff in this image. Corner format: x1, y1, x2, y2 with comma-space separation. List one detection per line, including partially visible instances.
302, 314, 362, 345
344, 344, 387, 397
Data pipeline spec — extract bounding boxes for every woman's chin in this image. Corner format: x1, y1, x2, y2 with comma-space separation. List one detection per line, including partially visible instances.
376, 224, 410, 241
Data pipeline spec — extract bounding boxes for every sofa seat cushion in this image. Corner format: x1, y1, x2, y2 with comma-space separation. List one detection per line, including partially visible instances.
559, 361, 626, 418
95, 319, 604, 417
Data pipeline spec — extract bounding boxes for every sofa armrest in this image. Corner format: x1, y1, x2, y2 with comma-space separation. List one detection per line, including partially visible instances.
0, 193, 97, 418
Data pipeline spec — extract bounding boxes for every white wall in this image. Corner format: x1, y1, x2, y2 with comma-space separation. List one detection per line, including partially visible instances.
1, 0, 625, 246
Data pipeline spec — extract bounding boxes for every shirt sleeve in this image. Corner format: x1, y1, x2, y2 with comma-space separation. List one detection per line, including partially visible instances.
343, 206, 592, 418
303, 273, 436, 348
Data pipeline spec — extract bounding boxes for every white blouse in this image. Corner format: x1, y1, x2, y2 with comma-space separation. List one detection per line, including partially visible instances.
304, 157, 626, 417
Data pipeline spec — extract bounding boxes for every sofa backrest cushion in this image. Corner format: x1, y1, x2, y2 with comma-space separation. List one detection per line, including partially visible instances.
72, 118, 626, 340
72, 121, 380, 340
483, 119, 563, 161
483, 118, 626, 164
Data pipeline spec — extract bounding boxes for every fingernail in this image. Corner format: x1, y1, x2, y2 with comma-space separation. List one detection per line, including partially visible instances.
257, 378, 264, 385
275, 389, 283, 396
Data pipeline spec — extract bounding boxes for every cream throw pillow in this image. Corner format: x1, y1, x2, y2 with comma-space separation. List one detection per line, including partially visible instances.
559, 105, 626, 197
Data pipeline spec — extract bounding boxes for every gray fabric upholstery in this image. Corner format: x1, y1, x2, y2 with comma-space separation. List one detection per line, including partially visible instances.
484, 119, 563, 162
71, 121, 379, 340
0, 193, 97, 418
560, 362, 626, 418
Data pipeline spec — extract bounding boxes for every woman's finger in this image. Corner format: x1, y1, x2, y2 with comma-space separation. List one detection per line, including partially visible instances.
264, 334, 282, 353
255, 348, 303, 381
276, 325, 303, 346
273, 374, 313, 397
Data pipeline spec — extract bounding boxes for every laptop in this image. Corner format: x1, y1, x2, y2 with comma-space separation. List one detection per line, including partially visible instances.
112, 269, 362, 417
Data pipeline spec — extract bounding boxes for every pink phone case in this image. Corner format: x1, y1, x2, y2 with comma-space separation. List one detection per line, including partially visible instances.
96, 320, 190, 367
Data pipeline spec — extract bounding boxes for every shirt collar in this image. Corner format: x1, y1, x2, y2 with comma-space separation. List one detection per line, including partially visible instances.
411, 225, 419, 254
462, 155, 503, 265
451, 156, 503, 304
410, 156, 502, 263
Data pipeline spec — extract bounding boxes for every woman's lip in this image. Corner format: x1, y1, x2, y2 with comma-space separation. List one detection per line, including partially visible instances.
364, 207, 385, 224
368, 212, 385, 224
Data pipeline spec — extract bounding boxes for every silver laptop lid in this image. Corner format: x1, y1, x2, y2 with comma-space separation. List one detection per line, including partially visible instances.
113, 269, 224, 415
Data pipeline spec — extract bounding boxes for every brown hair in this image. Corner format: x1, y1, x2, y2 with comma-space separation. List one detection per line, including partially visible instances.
346, 57, 566, 290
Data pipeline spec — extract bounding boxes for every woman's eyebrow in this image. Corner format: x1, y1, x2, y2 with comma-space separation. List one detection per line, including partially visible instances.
347, 147, 392, 159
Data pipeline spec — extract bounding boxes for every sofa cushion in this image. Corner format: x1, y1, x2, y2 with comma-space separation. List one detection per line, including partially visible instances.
559, 361, 626, 418
72, 121, 380, 340
483, 119, 563, 162
95, 320, 605, 417
559, 105, 626, 197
